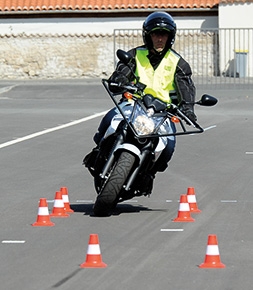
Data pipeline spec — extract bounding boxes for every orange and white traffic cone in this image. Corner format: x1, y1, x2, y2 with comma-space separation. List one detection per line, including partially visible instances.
32, 198, 55, 226
61, 187, 74, 213
50, 191, 70, 217
80, 234, 107, 268
199, 235, 226, 268
187, 187, 201, 213
173, 194, 195, 222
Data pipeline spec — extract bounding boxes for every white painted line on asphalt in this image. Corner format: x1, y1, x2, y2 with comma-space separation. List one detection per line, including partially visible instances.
76, 200, 93, 203
191, 125, 217, 135
0, 85, 16, 94
2, 240, 26, 244
204, 125, 217, 131
221, 200, 238, 203
0, 110, 108, 149
38, 199, 54, 203
160, 229, 184, 232
123, 200, 138, 203
166, 200, 173, 202
246, 152, 253, 155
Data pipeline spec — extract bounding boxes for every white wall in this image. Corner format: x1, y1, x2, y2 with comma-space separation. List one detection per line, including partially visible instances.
174, 16, 218, 29
0, 15, 218, 36
219, 2, 253, 77
219, 2, 253, 28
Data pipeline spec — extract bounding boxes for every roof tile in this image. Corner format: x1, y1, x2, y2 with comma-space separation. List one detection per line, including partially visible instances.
0, 0, 220, 12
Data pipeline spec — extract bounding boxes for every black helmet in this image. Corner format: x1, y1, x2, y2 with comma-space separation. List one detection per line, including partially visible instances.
143, 11, 177, 52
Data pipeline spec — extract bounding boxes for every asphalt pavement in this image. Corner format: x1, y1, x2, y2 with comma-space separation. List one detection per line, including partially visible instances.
0, 79, 252, 290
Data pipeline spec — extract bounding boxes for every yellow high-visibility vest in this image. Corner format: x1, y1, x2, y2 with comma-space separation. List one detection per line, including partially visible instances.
135, 48, 180, 103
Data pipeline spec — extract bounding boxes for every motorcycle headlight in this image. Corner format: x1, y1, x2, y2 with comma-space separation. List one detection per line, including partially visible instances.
133, 115, 155, 135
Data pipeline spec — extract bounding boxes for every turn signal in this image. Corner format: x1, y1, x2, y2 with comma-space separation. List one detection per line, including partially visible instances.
171, 116, 180, 123
124, 92, 133, 100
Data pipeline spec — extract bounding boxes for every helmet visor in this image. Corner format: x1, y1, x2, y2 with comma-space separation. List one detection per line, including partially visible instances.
149, 28, 171, 35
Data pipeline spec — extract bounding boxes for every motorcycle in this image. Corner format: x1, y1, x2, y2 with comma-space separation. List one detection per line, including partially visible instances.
83, 49, 217, 216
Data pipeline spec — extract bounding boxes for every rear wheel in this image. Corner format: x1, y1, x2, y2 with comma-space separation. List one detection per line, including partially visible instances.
93, 151, 136, 216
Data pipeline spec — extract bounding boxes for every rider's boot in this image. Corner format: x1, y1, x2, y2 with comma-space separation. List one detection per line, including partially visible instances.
138, 172, 155, 196
83, 147, 99, 176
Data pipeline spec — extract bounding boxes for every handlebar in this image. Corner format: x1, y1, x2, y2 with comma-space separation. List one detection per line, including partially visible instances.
102, 78, 204, 136
109, 82, 139, 93
169, 103, 201, 129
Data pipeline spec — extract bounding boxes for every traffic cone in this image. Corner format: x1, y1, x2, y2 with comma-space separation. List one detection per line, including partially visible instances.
187, 187, 201, 213
80, 234, 107, 268
61, 187, 74, 213
32, 198, 55, 226
199, 235, 226, 268
173, 195, 195, 222
50, 191, 70, 217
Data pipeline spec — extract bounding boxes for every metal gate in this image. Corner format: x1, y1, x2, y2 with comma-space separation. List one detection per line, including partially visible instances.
114, 28, 253, 90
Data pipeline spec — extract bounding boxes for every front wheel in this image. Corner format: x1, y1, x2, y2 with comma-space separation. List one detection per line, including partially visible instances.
93, 151, 136, 216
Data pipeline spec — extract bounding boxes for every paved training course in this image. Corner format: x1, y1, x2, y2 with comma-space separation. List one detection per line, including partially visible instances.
0, 80, 252, 290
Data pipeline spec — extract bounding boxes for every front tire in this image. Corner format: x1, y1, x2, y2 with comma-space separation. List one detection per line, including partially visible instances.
93, 151, 136, 216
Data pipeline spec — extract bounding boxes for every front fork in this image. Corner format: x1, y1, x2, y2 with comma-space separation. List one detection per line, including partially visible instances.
124, 148, 151, 191
100, 133, 124, 179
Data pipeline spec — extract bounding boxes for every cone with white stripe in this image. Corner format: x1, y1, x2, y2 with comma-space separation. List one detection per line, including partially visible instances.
61, 187, 74, 213
187, 187, 201, 213
50, 191, 70, 217
32, 198, 55, 226
199, 235, 226, 268
80, 234, 107, 268
173, 194, 195, 222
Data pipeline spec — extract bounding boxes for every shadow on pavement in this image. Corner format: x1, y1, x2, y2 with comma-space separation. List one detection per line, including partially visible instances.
70, 202, 167, 217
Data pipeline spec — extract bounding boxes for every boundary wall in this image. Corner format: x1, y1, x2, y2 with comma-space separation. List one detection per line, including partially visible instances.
0, 29, 252, 90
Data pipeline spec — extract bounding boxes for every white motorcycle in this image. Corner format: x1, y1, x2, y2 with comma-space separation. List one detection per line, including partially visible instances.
83, 49, 217, 216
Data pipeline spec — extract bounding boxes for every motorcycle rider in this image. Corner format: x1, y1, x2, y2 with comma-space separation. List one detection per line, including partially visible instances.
85, 11, 197, 195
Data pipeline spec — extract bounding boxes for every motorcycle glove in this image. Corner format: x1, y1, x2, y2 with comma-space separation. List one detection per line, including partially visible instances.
108, 71, 129, 93
180, 104, 197, 124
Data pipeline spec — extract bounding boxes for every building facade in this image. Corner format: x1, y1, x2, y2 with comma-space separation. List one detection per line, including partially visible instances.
0, 0, 252, 80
